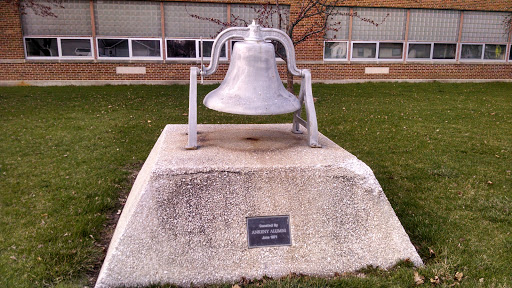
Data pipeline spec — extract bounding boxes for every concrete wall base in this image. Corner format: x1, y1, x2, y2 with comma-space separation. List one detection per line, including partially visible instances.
95, 124, 422, 288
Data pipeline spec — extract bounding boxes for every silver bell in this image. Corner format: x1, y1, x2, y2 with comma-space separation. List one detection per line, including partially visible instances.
203, 40, 300, 115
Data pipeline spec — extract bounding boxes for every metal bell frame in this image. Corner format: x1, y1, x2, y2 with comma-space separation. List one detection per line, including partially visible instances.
186, 21, 321, 149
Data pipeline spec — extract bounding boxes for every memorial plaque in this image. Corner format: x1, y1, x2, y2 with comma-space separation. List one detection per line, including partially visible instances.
247, 216, 291, 248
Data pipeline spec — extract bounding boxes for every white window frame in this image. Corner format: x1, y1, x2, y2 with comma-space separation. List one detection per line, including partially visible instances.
323, 41, 349, 61
458, 43, 484, 61
97, 37, 163, 60
166, 38, 228, 61
406, 42, 458, 61
406, 42, 433, 61
24, 36, 94, 60
350, 41, 405, 62
482, 43, 508, 61
350, 41, 378, 61
459, 43, 508, 62
376, 42, 405, 61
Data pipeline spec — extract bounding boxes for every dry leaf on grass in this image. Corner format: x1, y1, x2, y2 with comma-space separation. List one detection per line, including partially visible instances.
430, 276, 440, 284
414, 271, 425, 285
455, 272, 463, 281
429, 247, 436, 258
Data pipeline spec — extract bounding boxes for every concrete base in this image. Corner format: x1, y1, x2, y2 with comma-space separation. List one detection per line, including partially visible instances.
95, 124, 422, 288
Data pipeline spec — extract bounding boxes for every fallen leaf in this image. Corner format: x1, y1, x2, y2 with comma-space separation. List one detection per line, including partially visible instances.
10, 256, 17, 261
414, 271, 424, 285
430, 276, 440, 284
455, 272, 463, 281
429, 247, 436, 258
232, 284, 241, 288
487, 181, 493, 185
479, 278, 484, 283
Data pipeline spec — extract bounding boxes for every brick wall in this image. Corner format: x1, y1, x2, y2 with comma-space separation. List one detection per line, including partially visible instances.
0, 3, 25, 59
1, 0, 511, 84
1, 62, 510, 82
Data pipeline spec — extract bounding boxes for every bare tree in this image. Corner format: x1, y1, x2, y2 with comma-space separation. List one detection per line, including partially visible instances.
5, 0, 63, 17
188, 0, 387, 93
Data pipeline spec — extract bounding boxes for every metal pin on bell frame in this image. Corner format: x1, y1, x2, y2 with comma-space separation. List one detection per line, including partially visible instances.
200, 37, 204, 84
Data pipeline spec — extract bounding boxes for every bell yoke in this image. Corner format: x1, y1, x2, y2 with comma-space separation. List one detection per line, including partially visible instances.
186, 21, 321, 149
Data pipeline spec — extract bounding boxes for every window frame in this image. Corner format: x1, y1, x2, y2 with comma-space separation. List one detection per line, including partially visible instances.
482, 43, 508, 61
323, 41, 349, 61
166, 38, 228, 61
24, 36, 95, 60
459, 43, 484, 61
406, 42, 458, 61
350, 41, 405, 62
97, 37, 163, 60
458, 43, 508, 62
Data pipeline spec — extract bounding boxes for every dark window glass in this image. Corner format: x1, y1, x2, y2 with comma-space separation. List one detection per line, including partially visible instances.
272, 41, 286, 60
25, 38, 58, 57
324, 42, 348, 59
408, 44, 431, 59
167, 40, 196, 58
98, 39, 129, 57
378, 43, 403, 59
460, 44, 483, 59
200, 40, 226, 58
484, 44, 506, 60
132, 40, 161, 57
433, 43, 457, 59
61, 39, 92, 57
353, 43, 376, 58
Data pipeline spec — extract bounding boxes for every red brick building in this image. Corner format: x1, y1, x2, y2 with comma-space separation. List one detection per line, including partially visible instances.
1, 0, 511, 85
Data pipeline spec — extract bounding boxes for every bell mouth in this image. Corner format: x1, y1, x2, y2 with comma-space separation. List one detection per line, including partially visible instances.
204, 89, 301, 115
203, 40, 301, 116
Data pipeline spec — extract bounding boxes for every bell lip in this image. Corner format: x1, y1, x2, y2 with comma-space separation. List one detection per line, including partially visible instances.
203, 103, 301, 115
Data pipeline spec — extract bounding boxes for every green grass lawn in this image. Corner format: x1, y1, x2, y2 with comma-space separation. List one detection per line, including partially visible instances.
0, 82, 510, 287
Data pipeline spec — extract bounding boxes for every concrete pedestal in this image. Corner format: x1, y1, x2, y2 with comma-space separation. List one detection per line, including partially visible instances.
95, 124, 422, 288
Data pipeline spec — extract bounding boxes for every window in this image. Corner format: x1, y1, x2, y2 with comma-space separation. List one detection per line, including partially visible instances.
167, 39, 227, 60
352, 8, 407, 41
132, 40, 161, 57
352, 42, 377, 59
25, 38, 58, 57
61, 39, 92, 57
460, 44, 483, 59
408, 44, 431, 59
483, 44, 506, 60
349, 42, 403, 61
98, 39, 129, 58
407, 43, 457, 60
24, 37, 93, 59
378, 43, 403, 59
97, 38, 162, 59
409, 10, 460, 42
510, 45, 512, 61
324, 41, 348, 60
460, 43, 507, 61
433, 43, 457, 59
